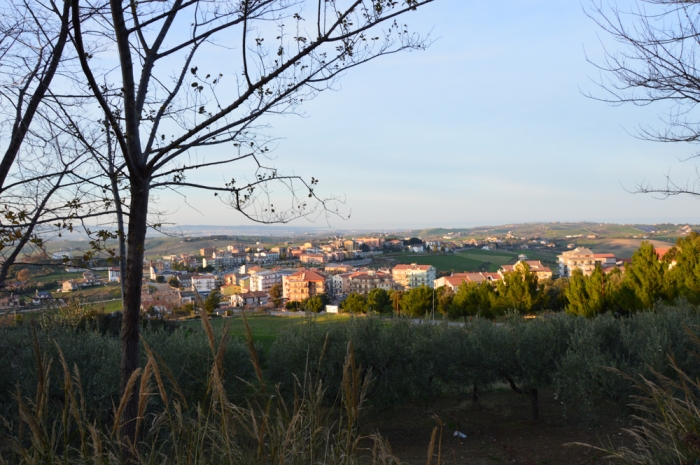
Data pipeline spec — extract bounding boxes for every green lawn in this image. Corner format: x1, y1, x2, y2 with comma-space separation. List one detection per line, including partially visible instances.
182, 313, 353, 349
386, 251, 517, 272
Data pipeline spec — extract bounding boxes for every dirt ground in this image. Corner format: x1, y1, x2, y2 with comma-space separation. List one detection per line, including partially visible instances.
361, 389, 630, 465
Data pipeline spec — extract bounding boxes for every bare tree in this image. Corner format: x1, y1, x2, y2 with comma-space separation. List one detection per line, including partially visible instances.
69, 0, 436, 445
0, 0, 110, 289
587, 0, 700, 196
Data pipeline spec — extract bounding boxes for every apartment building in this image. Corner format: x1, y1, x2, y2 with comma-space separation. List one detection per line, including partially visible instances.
300, 253, 325, 265
200, 247, 216, 257
347, 270, 393, 295
558, 248, 617, 277
357, 237, 385, 249
283, 269, 326, 302
192, 274, 217, 293
249, 269, 293, 293
203, 253, 246, 269
327, 272, 353, 296
392, 263, 437, 289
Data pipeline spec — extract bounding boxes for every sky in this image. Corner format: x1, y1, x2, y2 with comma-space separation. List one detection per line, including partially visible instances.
164, 0, 700, 230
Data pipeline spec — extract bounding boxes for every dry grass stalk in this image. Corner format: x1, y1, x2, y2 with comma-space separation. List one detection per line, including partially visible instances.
570, 325, 700, 464
0, 318, 410, 464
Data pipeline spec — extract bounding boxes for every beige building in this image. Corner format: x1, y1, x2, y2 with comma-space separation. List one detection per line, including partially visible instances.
357, 237, 385, 249
300, 253, 325, 265
392, 263, 437, 289
558, 248, 616, 277
347, 270, 393, 295
500, 260, 553, 280
283, 269, 326, 302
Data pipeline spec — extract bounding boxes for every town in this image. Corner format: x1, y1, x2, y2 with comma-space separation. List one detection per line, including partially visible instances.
7, 221, 688, 318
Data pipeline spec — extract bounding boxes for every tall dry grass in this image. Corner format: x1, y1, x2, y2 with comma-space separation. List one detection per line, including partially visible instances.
0, 310, 402, 464
572, 326, 700, 464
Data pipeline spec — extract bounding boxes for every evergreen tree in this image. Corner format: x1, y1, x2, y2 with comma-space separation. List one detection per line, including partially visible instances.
399, 285, 434, 317
493, 263, 539, 315
341, 293, 368, 314
620, 242, 667, 310
454, 281, 495, 320
666, 233, 700, 304
367, 288, 391, 313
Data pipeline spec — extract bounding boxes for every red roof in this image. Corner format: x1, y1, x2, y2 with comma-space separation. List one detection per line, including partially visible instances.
656, 247, 672, 259
289, 269, 326, 282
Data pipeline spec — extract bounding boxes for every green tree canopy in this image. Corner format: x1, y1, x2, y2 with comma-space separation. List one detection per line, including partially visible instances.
492, 263, 538, 315
204, 290, 221, 314
342, 293, 368, 314
454, 281, 495, 320
367, 288, 391, 313
269, 283, 283, 307
400, 285, 434, 318
619, 242, 668, 310
666, 233, 700, 304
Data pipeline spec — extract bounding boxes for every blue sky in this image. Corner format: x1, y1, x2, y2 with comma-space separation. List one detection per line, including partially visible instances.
167, 0, 700, 230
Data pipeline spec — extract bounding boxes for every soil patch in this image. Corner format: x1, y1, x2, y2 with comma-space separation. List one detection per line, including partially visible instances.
361, 389, 630, 464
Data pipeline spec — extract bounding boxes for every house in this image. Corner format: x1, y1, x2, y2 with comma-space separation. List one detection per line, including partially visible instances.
62, 280, 79, 292
179, 290, 196, 304
32, 290, 53, 305
108, 267, 121, 282
500, 260, 553, 280
82, 271, 97, 284
0, 293, 20, 307
192, 274, 216, 293
434, 272, 501, 291
283, 269, 326, 302
347, 270, 393, 296
177, 273, 193, 289
220, 284, 242, 296
409, 245, 424, 253
392, 263, 437, 289
230, 291, 269, 307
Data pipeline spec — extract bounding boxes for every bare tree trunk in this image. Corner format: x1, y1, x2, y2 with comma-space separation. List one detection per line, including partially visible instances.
530, 388, 539, 420
119, 176, 149, 445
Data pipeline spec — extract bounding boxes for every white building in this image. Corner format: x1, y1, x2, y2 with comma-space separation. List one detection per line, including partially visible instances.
192, 273, 217, 293
246, 268, 296, 293
108, 267, 121, 282
392, 263, 437, 289
328, 272, 353, 296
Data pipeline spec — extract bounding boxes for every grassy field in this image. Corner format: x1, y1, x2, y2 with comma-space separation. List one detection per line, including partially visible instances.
182, 313, 353, 349
28, 271, 85, 284
385, 250, 518, 272
53, 282, 122, 300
